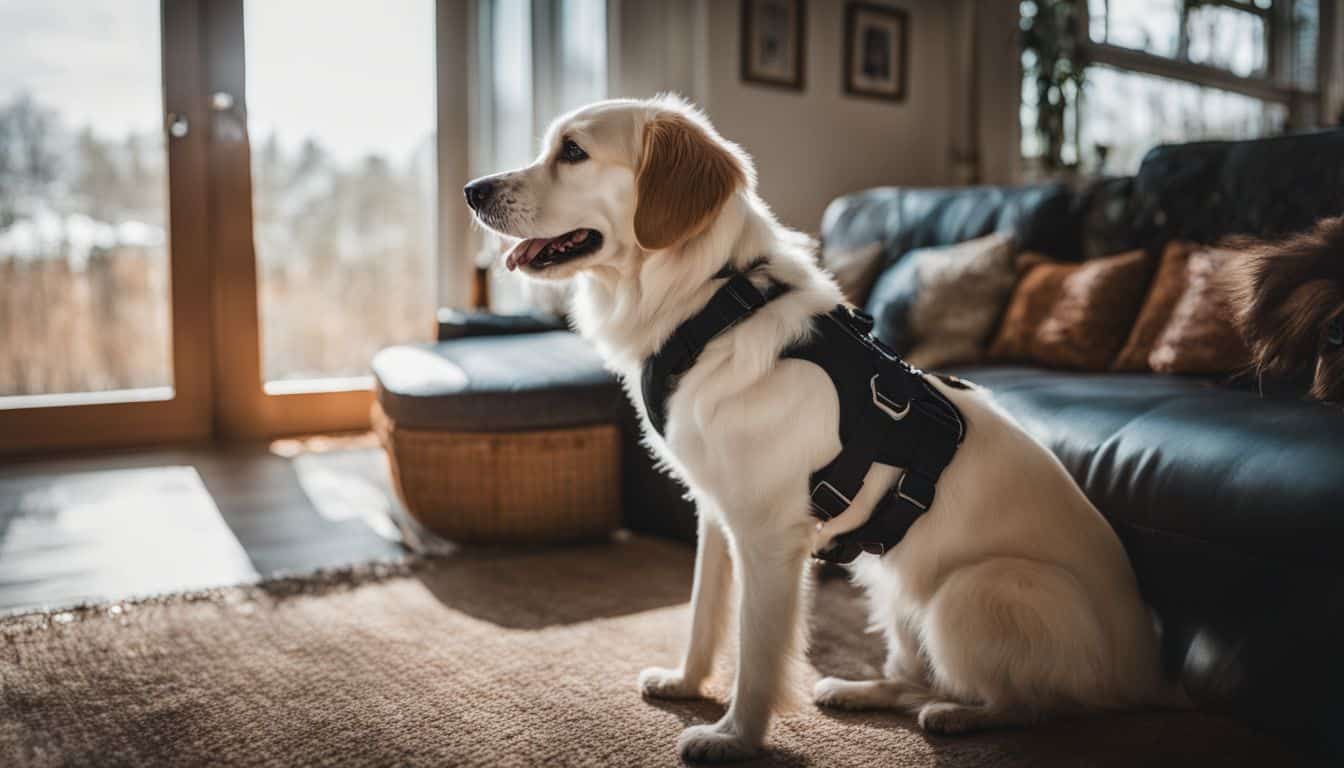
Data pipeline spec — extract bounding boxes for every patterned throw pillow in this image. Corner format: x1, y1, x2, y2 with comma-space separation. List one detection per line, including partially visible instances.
988, 248, 1152, 370
820, 241, 886, 306
865, 233, 1017, 369
1112, 241, 1196, 371
1148, 248, 1251, 375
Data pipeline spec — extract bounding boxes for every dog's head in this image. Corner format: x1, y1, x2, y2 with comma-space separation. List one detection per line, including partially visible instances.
1226, 216, 1344, 402
463, 96, 751, 279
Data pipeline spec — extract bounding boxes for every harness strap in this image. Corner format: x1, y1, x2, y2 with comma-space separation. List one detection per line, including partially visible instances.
641, 267, 787, 436
639, 265, 967, 566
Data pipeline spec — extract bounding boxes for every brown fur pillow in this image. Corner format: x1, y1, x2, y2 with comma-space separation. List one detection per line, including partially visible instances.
1148, 248, 1251, 375
1112, 241, 1195, 371
989, 249, 1151, 370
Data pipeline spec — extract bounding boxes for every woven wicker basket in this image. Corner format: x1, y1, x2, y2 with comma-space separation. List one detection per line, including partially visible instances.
372, 402, 621, 544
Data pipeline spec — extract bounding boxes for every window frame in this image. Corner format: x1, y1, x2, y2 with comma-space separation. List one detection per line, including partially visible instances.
1081, 0, 1325, 126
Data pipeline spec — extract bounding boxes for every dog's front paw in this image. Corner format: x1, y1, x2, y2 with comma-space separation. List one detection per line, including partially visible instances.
677, 723, 757, 763
638, 666, 703, 700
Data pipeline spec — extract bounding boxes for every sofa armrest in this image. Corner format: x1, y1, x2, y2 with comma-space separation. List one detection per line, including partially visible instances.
436, 308, 566, 341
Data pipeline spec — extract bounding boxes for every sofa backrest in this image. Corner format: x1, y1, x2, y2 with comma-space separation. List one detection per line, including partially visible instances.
1129, 128, 1344, 248
820, 183, 1080, 270
826, 128, 1344, 331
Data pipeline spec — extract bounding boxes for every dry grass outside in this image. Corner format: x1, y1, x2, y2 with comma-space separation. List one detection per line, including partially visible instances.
1, 248, 171, 397
1, 247, 435, 398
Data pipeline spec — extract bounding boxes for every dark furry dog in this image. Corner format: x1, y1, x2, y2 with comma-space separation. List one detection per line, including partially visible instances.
1225, 216, 1344, 403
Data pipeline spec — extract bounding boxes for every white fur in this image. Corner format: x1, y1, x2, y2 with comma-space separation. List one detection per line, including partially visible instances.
467, 96, 1176, 763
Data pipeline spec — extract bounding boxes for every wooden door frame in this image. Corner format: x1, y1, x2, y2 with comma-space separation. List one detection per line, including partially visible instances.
0, 0, 215, 457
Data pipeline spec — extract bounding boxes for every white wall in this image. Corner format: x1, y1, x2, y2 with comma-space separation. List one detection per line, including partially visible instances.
611, 0, 972, 233
703, 0, 959, 231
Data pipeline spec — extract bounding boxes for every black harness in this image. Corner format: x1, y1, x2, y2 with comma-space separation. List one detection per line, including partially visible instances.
641, 264, 967, 564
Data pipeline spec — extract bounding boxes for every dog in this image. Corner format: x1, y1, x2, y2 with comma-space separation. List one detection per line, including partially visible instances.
464, 96, 1176, 762
1225, 216, 1344, 403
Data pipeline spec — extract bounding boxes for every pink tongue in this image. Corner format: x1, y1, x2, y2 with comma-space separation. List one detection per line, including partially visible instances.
505, 237, 557, 271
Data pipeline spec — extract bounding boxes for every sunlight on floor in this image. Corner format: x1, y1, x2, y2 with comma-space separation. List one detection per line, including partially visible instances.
0, 466, 258, 612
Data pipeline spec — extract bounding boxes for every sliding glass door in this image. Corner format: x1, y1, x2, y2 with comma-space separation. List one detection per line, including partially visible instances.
0, 0, 440, 453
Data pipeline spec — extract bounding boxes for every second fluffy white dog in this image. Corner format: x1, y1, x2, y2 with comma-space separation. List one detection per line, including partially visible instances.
464, 96, 1177, 763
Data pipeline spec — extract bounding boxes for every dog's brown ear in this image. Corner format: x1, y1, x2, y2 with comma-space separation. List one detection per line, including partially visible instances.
634, 113, 745, 251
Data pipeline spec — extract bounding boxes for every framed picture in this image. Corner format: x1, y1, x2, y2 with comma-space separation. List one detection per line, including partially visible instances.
741, 0, 805, 90
843, 2, 908, 102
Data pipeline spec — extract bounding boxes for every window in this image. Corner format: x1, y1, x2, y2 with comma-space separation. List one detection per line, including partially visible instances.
0, 0, 172, 402
1023, 0, 1322, 175
1088, 0, 1277, 78
1080, 64, 1289, 172
244, 0, 438, 387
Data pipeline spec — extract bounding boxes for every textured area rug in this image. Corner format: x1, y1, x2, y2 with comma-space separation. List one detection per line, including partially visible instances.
0, 537, 1321, 767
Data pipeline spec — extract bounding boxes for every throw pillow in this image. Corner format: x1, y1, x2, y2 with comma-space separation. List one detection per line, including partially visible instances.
1112, 241, 1195, 371
988, 248, 1152, 370
821, 241, 886, 306
864, 233, 1017, 368
1148, 248, 1251, 375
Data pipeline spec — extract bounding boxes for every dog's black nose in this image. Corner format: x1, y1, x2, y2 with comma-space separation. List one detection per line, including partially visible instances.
464, 180, 494, 211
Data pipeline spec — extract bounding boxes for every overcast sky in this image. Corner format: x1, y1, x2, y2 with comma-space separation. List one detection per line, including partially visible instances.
0, 0, 436, 163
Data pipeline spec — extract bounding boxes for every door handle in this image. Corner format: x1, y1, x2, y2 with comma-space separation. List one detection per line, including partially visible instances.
166, 113, 189, 139
211, 91, 236, 112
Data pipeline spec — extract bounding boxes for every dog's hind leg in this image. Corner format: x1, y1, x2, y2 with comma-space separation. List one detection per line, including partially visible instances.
813, 677, 934, 712
815, 611, 932, 712
917, 557, 1113, 735
917, 700, 1041, 735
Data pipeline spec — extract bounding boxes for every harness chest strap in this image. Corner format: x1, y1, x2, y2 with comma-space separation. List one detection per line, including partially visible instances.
640, 265, 966, 564
641, 268, 786, 436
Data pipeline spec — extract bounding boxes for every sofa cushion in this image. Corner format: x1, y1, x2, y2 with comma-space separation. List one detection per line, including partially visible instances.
371, 331, 623, 431
987, 249, 1153, 370
820, 241, 886, 305
956, 366, 1344, 555
1147, 247, 1250, 375
865, 232, 1017, 367
1112, 241, 1194, 371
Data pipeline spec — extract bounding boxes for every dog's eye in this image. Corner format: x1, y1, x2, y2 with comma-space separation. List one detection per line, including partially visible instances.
559, 139, 589, 164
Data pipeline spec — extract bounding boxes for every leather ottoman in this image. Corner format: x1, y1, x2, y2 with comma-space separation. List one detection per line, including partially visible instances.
371, 330, 627, 544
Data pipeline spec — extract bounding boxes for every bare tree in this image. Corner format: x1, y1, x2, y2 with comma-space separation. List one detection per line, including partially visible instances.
0, 93, 62, 227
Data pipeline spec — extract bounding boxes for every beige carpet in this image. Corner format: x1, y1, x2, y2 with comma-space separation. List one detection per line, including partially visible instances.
0, 536, 1322, 767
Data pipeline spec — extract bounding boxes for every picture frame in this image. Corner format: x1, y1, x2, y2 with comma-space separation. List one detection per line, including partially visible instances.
740, 0, 806, 90
843, 2, 908, 102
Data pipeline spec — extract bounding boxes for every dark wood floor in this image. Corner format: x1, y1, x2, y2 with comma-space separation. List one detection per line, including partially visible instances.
0, 435, 405, 615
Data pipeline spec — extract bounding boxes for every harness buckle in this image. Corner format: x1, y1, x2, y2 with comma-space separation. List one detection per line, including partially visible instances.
870, 374, 910, 421
810, 481, 852, 520
842, 307, 876, 335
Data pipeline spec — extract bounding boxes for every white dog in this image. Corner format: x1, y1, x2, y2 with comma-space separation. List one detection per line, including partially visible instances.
464, 96, 1177, 763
